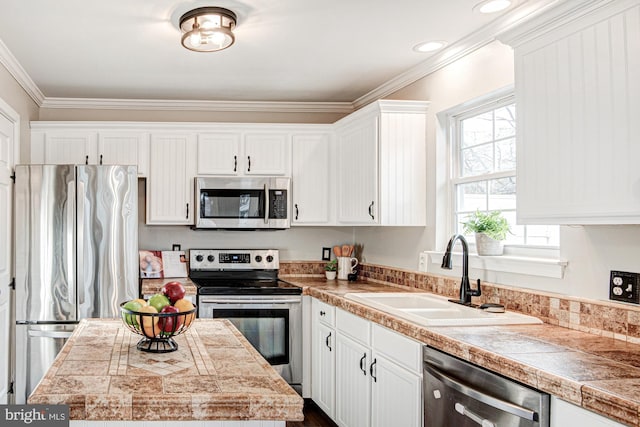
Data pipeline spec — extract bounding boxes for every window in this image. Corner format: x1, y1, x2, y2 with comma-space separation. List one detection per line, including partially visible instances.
450, 95, 559, 248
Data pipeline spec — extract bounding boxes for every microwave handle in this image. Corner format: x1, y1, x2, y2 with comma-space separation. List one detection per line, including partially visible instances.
264, 183, 270, 224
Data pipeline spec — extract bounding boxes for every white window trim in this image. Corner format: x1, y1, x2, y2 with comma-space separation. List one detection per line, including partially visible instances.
433, 86, 567, 278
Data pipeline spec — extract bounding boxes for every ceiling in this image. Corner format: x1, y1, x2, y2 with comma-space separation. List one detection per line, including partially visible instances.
0, 0, 554, 108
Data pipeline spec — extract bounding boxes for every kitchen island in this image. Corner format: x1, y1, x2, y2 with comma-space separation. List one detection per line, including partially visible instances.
28, 319, 303, 426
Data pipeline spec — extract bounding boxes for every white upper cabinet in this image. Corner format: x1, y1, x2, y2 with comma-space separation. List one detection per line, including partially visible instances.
196, 128, 290, 176
98, 131, 150, 176
30, 124, 150, 177
291, 132, 334, 225
244, 132, 289, 175
500, 0, 640, 224
334, 100, 428, 226
32, 130, 97, 165
146, 132, 196, 225
197, 132, 241, 175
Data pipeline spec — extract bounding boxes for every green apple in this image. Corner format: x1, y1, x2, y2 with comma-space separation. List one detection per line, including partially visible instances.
122, 300, 142, 326
148, 294, 170, 312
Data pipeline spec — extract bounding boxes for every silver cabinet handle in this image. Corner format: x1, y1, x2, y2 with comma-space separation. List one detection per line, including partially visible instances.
424, 362, 537, 421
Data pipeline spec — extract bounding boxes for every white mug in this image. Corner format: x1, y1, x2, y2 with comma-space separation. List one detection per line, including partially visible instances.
337, 256, 358, 280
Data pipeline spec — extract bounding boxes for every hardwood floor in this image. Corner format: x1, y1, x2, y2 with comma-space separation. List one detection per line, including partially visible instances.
287, 399, 337, 427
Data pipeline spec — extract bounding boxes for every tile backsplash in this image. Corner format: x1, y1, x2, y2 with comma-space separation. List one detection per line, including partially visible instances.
280, 260, 640, 344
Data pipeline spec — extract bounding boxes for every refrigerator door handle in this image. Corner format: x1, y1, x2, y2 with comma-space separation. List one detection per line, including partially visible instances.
76, 179, 85, 306
67, 180, 75, 307
27, 329, 74, 339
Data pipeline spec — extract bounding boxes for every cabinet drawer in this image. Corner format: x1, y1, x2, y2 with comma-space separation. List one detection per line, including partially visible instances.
314, 299, 335, 327
337, 308, 370, 345
372, 323, 422, 374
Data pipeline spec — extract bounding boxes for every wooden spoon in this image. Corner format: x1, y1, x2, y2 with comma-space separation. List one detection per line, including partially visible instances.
349, 245, 355, 257
333, 246, 342, 257
342, 244, 350, 258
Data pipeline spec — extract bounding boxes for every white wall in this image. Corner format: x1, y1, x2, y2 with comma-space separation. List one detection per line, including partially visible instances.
356, 40, 640, 302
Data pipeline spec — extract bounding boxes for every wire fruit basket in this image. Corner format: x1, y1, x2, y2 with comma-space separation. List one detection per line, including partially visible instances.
120, 302, 197, 353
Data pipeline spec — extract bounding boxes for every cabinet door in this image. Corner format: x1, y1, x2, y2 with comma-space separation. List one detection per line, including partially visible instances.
336, 115, 378, 224
551, 396, 625, 427
43, 131, 98, 165
335, 333, 371, 427
244, 133, 289, 175
98, 131, 150, 177
312, 321, 335, 418
197, 132, 241, 175
505, 2, 640, 224
370, 355, 422, 427
146, 133, 195, 225
292, 134, 331, 225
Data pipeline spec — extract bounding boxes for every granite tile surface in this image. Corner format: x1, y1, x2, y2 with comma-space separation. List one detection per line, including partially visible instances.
29, 319, 303, 422
285, 276, 640, 427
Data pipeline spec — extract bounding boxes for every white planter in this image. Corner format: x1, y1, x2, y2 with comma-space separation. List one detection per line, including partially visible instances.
475, 233, 504, 256
325, 271, 337, 280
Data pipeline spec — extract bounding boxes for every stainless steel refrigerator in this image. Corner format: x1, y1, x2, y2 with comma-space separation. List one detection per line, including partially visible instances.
13, 164, 138, 403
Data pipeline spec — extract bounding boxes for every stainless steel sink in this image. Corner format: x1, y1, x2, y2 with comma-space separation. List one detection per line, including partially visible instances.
344, 292, 542, 326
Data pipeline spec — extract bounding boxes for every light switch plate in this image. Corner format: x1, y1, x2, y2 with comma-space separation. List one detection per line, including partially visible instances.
610, 270, 640, 304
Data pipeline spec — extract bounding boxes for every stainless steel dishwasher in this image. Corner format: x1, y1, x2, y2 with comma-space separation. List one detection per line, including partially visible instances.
424, 346, 550, 427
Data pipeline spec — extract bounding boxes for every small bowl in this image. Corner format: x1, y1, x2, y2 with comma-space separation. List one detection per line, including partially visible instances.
120, 302, 197, 353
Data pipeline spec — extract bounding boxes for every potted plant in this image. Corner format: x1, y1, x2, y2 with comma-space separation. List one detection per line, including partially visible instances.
461, 210, 510, 256
324, 259, 337, 280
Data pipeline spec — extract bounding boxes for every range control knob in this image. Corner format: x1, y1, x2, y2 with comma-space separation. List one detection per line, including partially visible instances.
266, 255, 274, 263
195, 255, 204, 262
255, 255, 263, 263
207, 255, 215, 262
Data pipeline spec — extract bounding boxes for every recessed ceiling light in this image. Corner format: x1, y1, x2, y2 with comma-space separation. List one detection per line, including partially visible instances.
413, 40, 447, 53
473, 0, 512, 14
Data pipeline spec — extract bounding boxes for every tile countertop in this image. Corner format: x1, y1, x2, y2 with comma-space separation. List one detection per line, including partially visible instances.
285, 277, 640, 427
28, 319, 303, 422
141, 278, 197, 296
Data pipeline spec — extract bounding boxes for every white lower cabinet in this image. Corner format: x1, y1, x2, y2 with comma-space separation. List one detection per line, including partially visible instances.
312, 302, 422, 427
551, 396, 626, 427
311, 299, 336, 418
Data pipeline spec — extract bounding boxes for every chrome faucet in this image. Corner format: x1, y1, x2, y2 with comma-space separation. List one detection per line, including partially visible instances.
441, 234, 481, 306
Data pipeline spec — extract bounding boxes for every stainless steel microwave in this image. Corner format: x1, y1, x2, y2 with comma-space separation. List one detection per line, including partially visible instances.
194, 177, 291, 229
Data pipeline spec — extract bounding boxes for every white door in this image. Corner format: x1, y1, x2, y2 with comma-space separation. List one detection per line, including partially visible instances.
98, 131, 150, 176
335, 333, 371, 427
291, 134, 331, 224
0, 112, 14, 403
312, 321, 335, 418
370, 355, 422, 427
197, 132, 241, 175
243, 133, 289, 175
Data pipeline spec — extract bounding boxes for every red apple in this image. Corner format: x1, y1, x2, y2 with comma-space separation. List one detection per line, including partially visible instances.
161, 281, 186, 304
158, 305, 181, 333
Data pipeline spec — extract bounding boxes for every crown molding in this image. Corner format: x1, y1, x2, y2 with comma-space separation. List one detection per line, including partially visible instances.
0, 38, 44, 105
2, 0, 562, 113
352, 0, 561, 109
40, 97, 354, 114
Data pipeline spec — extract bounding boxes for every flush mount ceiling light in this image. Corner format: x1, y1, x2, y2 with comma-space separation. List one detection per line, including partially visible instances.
473, 0, 512, 14
413, 40, 447, 53
179, 7, 237, 52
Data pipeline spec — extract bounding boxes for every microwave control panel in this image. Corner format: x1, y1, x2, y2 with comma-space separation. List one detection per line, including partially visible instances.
269, 190, 288, 219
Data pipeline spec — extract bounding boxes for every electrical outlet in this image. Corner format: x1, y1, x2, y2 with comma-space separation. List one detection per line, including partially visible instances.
610, 271, 640, 304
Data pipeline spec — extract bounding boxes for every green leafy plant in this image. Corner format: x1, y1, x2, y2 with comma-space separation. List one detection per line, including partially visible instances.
461, 210, 510, 241
324, 259, 337, 271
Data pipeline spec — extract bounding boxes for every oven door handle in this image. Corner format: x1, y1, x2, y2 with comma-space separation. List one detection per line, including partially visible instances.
200, 298, 301, 304
424, 362, 538, 421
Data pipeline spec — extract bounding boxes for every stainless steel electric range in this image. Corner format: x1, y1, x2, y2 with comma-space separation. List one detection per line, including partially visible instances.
189, 249, 302, 394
